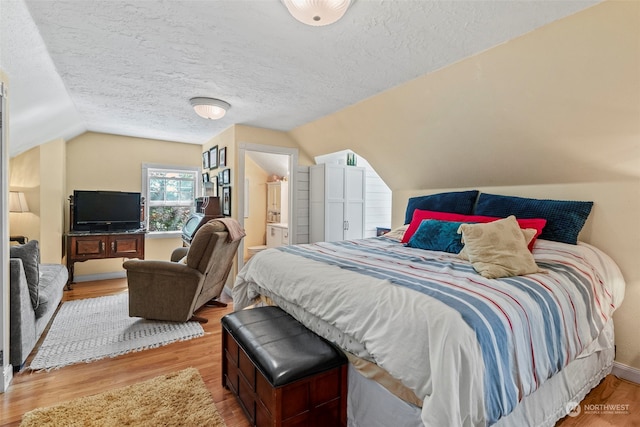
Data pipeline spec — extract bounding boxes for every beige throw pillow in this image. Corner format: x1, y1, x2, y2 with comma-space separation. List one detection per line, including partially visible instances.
384, 225, 409, 241
457, 216, 543, 279
458, 226, 536, 261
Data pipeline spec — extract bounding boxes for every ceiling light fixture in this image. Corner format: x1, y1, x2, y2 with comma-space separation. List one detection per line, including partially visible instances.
190, 97, 231, 120
282, 0, 352, 27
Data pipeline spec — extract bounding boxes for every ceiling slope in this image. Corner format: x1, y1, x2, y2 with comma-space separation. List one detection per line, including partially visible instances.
0, 0, 599, 156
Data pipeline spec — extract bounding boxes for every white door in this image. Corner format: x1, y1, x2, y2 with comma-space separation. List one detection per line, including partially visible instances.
344, 168, 365, 240
325, 165, 346, 242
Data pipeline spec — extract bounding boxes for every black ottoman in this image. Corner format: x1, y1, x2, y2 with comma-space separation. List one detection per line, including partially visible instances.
221, 306, 348, 427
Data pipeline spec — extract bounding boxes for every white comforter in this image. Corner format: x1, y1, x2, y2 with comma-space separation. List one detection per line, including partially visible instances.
233, 237, 625, 426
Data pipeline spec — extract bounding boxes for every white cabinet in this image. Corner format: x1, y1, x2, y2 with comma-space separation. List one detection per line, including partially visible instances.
309, 164, 365, 243
267, 181, 288, 224
267, 223, 289, 248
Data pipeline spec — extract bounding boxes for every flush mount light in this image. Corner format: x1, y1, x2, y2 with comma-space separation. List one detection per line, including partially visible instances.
190, 97, 231, 120
282, 0, 352, 26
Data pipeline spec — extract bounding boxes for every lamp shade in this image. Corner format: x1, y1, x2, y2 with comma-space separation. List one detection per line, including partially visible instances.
9, 191, 29, 213
190, 97, 230, 120
282, 0, 352, 26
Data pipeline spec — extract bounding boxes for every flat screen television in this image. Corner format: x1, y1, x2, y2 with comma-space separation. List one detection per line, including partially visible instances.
73, 190, 142, 232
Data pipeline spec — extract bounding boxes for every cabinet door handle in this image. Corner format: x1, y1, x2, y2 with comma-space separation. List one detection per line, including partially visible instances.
100, 241, 105, 252
111, 241, 115, 252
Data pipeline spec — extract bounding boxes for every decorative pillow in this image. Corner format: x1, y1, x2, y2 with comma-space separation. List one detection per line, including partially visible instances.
401, 209, 547, 250
474, 193, 593, 245
457, 216, 543, 279
382, 225, 409, 241
407, 220, 466, 254
459, 227, 537, 260
404, 190, 479, 225
10, 240, 40, 309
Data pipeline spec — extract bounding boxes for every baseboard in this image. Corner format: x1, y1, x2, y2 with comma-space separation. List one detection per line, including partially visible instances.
1, 363, 13, 392
612, 361, 640, 384
73, 271, 127, 283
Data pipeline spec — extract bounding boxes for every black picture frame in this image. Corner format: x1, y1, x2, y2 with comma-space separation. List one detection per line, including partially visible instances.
222, 168, 230, 185
202, 172, 209, 183
209, 145, 218, 169
217, 171, 223, 185
222, 186, 231, 216
219, 147, 226, 167
202, 151, 210, 169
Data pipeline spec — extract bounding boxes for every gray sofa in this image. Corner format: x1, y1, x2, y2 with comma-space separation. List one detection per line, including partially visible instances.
9, 240, 68, 368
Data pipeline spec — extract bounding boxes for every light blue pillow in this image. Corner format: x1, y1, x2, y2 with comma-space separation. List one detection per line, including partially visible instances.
407, 220, 466, 254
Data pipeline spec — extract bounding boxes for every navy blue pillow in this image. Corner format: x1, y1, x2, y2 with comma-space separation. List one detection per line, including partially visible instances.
407, 220, 466, 254
404, 190, 479, 225
474, 193, 593, 245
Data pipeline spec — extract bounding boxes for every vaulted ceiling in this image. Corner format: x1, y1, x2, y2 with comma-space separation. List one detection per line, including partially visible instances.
0, 0, 599, 156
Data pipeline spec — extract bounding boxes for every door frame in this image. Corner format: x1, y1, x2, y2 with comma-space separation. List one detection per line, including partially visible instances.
237, 142, 298, 272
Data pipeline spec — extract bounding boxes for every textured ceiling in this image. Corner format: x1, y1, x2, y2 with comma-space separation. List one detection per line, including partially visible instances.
0, 0, 599, 156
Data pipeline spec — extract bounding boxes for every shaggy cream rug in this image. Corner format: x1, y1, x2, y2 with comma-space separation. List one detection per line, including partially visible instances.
20, 368, 226, 427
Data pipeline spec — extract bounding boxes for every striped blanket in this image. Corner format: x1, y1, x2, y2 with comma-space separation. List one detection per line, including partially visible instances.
233, 236, 624, 426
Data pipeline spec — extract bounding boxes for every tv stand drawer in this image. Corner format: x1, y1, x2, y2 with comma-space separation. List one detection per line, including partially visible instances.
64, 232, 145, 287
71, 235, 107, 258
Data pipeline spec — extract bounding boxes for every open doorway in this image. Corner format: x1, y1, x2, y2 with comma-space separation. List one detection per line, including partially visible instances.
237, 143, 298, 271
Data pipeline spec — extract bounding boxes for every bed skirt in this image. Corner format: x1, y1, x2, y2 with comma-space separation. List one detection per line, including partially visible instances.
347, 318, 615, 427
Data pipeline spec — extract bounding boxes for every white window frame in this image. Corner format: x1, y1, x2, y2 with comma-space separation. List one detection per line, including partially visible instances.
142, 163, 201, 238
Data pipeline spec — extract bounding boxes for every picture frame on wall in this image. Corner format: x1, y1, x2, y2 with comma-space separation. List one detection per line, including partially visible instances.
222, 168, 230, 185
202, 151, 210, 169
202, 172, 209, 183
218, 170, 223, 185
222, 186, 231, 216
219, 147, 226, 167
209, 145, 218, 169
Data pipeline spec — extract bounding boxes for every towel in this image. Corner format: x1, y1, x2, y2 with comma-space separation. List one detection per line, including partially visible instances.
213, 218, 246, 242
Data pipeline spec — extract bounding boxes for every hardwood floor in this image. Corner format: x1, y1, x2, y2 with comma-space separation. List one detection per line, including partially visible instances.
1, 278, 250, 427
1, 278, 639, 426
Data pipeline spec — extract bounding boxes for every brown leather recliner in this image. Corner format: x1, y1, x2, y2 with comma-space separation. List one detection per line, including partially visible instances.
123, 220, 243, 323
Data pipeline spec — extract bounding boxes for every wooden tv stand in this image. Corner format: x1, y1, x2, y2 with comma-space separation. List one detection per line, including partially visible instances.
64, 231, 145, 289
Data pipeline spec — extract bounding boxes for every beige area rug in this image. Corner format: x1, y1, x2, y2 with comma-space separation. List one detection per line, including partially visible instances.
20, 367, 226, 427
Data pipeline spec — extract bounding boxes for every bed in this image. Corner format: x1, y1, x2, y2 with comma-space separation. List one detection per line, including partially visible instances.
232, 192, 626, 427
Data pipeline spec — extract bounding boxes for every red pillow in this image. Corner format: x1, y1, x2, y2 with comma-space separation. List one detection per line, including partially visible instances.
401, 209, 546, 251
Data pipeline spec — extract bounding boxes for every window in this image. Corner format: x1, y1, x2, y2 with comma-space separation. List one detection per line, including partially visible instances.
142, 164, 200, 234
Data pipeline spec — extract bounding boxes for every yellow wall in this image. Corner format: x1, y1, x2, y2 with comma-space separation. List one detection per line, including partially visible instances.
38, 139, 65, 263
290, 1, 638, 191
8, 138, 65, 263
9, 147, 40, 244
235, 125, 312, 166
65, 132, 202, 276
289, 2, 640, 370
243, 155, 268, 260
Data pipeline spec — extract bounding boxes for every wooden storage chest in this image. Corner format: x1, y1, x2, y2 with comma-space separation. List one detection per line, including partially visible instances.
222, 306, 348, 427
